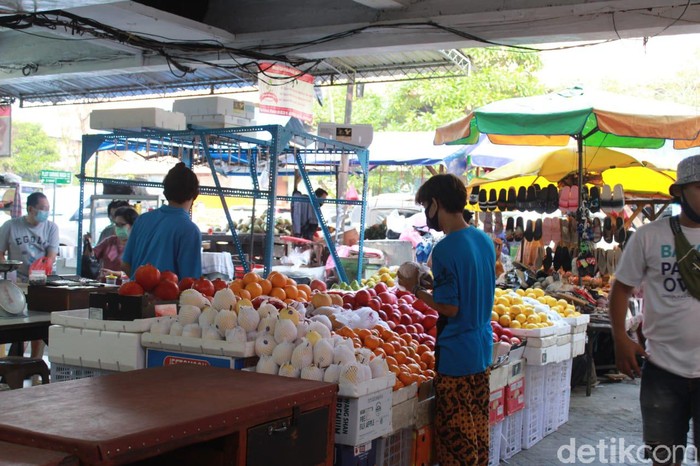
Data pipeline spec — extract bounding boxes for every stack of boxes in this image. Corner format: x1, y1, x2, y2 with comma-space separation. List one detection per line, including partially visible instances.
172, 97, 256, 128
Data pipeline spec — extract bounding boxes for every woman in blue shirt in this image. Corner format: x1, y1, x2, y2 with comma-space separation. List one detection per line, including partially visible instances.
399, 174, 495, 466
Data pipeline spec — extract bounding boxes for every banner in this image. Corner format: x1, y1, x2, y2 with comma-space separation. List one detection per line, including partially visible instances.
0, 106, 10, 157
258, 63, 315, 123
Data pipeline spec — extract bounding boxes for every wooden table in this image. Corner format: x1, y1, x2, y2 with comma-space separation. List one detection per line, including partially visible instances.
0, 365, 337, 466
0, 440, 78, 466
0, 311, 51, 357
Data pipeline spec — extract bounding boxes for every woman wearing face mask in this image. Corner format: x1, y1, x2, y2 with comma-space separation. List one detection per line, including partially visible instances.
93, 206, 138, 278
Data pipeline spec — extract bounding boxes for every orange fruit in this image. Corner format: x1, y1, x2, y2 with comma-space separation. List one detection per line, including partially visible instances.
242, 272, 259, 285
238, 289, 251, 300
382, 342, 395, 356
270, 273, 288, 288
284, 286, 299, 300
357, 329, 371, 340
337, 327, 355, 338
416, 344, 431, 355
269, 287, 286, 300
298, 284, 312, 297
407, 363, 422, 374
229, 279, 244, 294
393, 379, 405, 391
284, 298, 296, 305
259, 279, 272, 295
394, 352, 408, 365
400, 334, 413, 345
296, 290, 308, 302
245, 282, 263, 298
365, 335, 381, 350
373, 347, 386, 358
386, 355, 398, 367
286, 278, 297, 287
352, 338, 362, 348
399, 372, 415, 386
420, 352, 435, 365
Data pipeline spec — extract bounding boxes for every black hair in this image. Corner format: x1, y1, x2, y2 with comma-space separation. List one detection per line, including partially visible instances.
415, 174, 467, 213
107, 200, 130, 216
113, 206, 139, 226
315, 188, 328, 198
163, 162, 199, 203
27, 192, 47, 208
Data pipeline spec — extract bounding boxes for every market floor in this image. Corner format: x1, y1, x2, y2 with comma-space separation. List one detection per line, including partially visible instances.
505, 379, 698, 466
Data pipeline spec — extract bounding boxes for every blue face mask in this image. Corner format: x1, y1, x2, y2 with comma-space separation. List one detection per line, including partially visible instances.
36, 210, 49, 223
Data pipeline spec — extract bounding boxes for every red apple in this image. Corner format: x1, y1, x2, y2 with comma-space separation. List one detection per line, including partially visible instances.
400, 314, 413, 326
267, 298, 286, 310
367, 299, 381, 312
428, 327, 437, 338
380, 303, 394, 314
252, 296, 268, 309
510, 337, 521, 345
394, 324, 407, 334
398, 304, 413, 315
401, 294, 416, 304
377, 310, 388, 321
413, 299, 429, 312
374, 282, 388, 294
414, 323, 424, 334
367, 288, 377, 298
501, 328, 514, 340
310, 279, 327, 292
355, 289, 371, 307
406, 324, 417, 334
500, 335, 512, 343
343, 294, 356, 308
387, 321, 397, 330
422, 315, 438, 330
378, 292, 397, 305
343, 303, 353, 310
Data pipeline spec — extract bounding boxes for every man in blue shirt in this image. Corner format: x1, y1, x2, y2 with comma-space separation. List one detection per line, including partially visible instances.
399, 173, 495, 466
122, 163, 202, 279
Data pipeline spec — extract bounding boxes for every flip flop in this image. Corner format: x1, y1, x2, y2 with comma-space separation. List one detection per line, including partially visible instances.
526, 186, 537, 211
488, 189, 498, 212
534, 218, 543, 241
497, 189, 507, 211
607, 248, 616, 274
546, 184, 559, 214
534, 246, 544, 269
614, 216, 625, 243
517, 187, 527, 211
603, 216, 613, 243
601, 185, 613, 214
569, 185, 580, 214
469, 186, 480, 206
593, 217, 602, 243
478, 188, 488, 211
543, 246, 553, 270
612, 184, 625, 212
524, 219, 534, 241
596, 248, 607, 275
559, 185, 571, 213
514, 217, 524, 241
536, 186, 547, 214
541, 217, 552, 244
551, 217, 561, 244
494, 212, 504, 235
553, 246, 563, 270
570, 215, 580, 245
505, 216, 514, 241
483, 212, 493, 234
589, 186, 600, 213
561, 247, 573, 272
507, 187, 517, 211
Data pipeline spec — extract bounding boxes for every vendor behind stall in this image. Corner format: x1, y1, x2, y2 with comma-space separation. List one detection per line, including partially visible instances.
122, 163, 201, 279
98, 200, 130, 244
292, 188, 328, 240
94, 206, 138, 278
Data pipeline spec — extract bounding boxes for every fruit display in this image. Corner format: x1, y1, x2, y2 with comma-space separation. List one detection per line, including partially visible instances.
361, 266, 397, 288
491, 287, 582, 330
229, 215, 293, 236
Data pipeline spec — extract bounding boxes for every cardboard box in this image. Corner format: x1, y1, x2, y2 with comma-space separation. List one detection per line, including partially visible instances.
489, 388, 506, 425
90, 108, 186, 131
187, 114, 255, 128
334, 440, 377, 466
145, 348, 257, 370
391, 398, 416, 432
414, 397, 435, 429
490, 364, 508, 391
335, 388, 393, 446
505, 378, 526, 415
173, 97, 256, 119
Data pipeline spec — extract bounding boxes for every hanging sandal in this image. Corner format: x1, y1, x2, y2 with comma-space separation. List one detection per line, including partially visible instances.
478, 188, 488, 211
601, 184, 613, 214
589, 186, 601, 213
524, 219, 534, 242
505, 216, 514, 241
488, 189, 498, 212
534, 218, 543, 241
469, 186, 480, 206
516, 187, 527, 211
494, 212, 504, 235
611, 184, 625, 212
541, 217, 552, 245
514, 217, 524, 241
559, 185, 570, 214
603, 216, 613, 243
497, 189, 507, 211
507, 187, 517, 211
592, 217, 602, 243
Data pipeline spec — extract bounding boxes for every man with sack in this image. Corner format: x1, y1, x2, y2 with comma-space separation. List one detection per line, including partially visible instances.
610, 154, 700, 466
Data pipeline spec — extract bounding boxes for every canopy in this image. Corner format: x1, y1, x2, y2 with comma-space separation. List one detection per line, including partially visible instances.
434, 87, 700, 150
469, 146, 676, 198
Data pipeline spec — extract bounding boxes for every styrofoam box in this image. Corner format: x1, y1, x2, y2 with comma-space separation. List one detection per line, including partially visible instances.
556, 334, 572, 346
188, 114, 256, 129
524, 345, 559, 366
556, 344, 572, 363
571, 332, 586, 357
338, 373, 396, 398
570, 323, 588, 334
48, 325, 144, 371
90, 108, 186, 131
140, 332, 254, 358
490, 364, 508, 391
507, 359, 525, 383
335, 388, 393, 446
390, 398, 416, 432
523, 335, 558, 349
414, 396, 435, 429
554, 322, 571, 336
173, 97, 256, 119
509, 341, 526, 361
511, 326, 556, 338
51, 308, 162, 332
565, 314, 590, 326
392, 383, 418, 405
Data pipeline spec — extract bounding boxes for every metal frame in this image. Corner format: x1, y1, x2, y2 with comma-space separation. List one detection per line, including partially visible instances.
76, 123, 369, 282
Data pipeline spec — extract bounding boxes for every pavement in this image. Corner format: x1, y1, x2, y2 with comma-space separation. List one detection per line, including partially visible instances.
505, 379, 697, 466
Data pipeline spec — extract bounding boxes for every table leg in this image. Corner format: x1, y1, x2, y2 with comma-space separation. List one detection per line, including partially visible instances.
8, 341, 24, 357
586, 329, 593, 396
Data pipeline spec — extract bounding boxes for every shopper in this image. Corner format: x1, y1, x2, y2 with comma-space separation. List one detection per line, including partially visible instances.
609, 153, 700, 466
98, 200, 130, 244
399, 174, 495, 466
0, 191, 59, 361
122, 163, 202, 279
292, 187, 328, 240
93, 206, 138, 278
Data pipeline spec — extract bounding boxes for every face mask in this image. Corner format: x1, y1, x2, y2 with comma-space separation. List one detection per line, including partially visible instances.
36, 210, 49, 223
425, 199, 440, 231
115, 226, 129, 240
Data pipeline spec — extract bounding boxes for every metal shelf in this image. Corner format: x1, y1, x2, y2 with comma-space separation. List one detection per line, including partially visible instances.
77, 121, 369, 282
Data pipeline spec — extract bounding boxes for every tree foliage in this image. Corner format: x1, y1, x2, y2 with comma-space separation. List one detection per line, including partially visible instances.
1, 121, 60, 181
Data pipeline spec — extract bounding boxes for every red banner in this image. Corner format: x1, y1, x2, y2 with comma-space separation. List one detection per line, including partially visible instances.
258, 63, 315, 123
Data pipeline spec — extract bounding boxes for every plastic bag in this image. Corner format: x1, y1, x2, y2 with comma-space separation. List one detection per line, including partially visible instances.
386, 209, 407, 235
29, 256, 53, 275
281, 247, 310, 268
333, 308, 388, 330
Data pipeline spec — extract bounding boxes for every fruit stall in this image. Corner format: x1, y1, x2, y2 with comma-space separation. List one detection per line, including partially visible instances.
37, 258, 589, 466
76, 118, 370, 284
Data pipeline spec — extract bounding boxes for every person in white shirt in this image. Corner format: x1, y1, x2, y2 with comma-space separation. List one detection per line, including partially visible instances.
609, 153, 700, 466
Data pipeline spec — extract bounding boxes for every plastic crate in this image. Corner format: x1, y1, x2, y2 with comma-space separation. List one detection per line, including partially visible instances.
500, 411, 524, 460
523, 364, 546, 407
413, 425, 434, 466
377, 428, 413, 466
488, 422, 502, 466
51, 363, 116, 382
556, 387, 572, 428
542, 389, 564, 437
521, 404, 544, 449
560, 358, 573, 390
544, 362, 563, 399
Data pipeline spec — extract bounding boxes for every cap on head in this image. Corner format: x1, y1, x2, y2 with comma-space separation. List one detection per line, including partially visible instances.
670, 154, 700, 197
